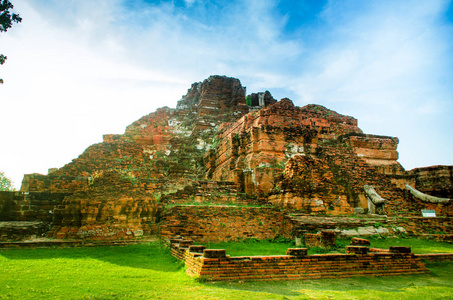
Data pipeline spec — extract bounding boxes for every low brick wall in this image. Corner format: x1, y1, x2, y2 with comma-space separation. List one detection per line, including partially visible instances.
416, 253, 453, 262
159, 205, 294, 242
391, 217, 453, 236
169, 239, 428, 281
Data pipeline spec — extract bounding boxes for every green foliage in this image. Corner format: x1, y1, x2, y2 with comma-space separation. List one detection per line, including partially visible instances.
120, 171, 138, 185
373, 222, 385, 229
246, 95, 252, 106
194, 275, 209, 283
210, 136, 221, 150
0, 170, 14, 191
272, 236, 294, 243
256, 160, 286, 171
1, 0, 22, 84
233, 133, 240, 141
153, 193, 162, 203
0, 1, 22, 33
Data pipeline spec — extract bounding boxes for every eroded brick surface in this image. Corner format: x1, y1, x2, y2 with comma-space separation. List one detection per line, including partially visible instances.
159, 206, 294, 242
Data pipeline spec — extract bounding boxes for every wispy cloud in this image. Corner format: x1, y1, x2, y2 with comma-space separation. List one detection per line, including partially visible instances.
286, 0, 453, 169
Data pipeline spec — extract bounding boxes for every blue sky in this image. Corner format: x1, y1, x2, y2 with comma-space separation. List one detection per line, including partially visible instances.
0, 0, 452, 188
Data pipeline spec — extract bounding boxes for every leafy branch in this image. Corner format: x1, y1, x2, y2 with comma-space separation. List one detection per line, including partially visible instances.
1, 0, 22, 84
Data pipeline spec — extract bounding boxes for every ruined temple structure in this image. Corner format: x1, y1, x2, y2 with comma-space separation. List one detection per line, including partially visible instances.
1, 75, 452, 242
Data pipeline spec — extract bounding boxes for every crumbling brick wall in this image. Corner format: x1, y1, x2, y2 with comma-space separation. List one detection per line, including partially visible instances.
409, 166, 453, 198
159, 205, 294, 242
0, 191, 69, 222
390, 216, 453, 235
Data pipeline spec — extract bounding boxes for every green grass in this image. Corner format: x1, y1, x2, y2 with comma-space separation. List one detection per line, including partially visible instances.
0, 240, 452, 299
202, 238, 296, 256
366, 237, 453, 254
202, 237, 453, 256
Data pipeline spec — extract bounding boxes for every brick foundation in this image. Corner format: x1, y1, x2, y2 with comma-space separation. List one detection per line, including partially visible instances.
169, 238, 429, 281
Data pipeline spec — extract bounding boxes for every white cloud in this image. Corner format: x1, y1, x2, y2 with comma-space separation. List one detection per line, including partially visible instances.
184, 0, 197, 7
286, 0, 453, 170
0, 1, 188, 187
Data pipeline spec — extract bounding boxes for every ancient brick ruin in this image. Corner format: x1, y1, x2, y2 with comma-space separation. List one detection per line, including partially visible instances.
169, 237, 430, 281
1, 75, 452, 243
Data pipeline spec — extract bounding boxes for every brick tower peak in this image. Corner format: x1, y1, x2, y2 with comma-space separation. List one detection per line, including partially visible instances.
176, 75, 247, 112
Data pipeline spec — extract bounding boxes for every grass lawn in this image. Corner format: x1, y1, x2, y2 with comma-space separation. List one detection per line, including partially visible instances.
0, 239, 452, 299
202, 237, 453, 256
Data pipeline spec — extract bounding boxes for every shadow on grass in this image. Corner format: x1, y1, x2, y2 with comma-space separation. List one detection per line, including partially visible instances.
0, 242, 184, 272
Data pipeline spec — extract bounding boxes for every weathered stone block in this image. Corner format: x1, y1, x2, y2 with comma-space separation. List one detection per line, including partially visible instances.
179, 239, 193, 247
286, 248, 308, 257
320, 230, 336, 247
170, 237, 183, 243
389, 246, 411, 253
203, 249, 226, 258
132, 230, 143, 237
346, 246, 369, 255
304, 233, 321, 248
189, 245, 206, 253
350, 237, 371, 246
353, 207, 366, 214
